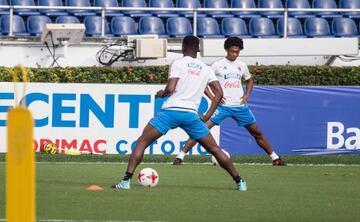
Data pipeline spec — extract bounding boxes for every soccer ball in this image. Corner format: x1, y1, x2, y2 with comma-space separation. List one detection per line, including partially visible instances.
211, 149, 231, 166
137, 168, 159, 187
43, 142, 58, 154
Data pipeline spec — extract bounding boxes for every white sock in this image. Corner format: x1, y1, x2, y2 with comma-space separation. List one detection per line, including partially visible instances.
176, 151, 186, 160
269, 152, 279, 161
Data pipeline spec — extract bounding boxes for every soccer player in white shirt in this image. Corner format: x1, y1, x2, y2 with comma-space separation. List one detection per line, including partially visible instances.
173, 37, 285, 166
112, 36, 248, 191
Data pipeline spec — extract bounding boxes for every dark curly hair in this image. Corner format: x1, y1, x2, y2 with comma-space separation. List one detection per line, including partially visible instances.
224, 37, 244, 50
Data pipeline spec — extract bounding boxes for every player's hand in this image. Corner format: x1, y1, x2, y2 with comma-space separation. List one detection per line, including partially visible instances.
156, 90, 165, 98
240, 95, 249, 105
221, 97, 226, 104
199, 114, 207, 122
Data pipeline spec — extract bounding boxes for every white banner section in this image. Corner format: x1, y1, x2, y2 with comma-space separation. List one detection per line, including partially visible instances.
0, 82, 219, 155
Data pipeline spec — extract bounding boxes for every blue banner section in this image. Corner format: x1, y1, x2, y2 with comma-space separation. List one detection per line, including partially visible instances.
220, 86, 360, 155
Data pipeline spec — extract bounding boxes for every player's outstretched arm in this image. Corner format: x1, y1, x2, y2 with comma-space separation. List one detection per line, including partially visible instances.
204, 86, 214, 100
156, 78, 179, 98
203, 81, 223, 121
241, 78, 253, 105
205, 85, 226, 104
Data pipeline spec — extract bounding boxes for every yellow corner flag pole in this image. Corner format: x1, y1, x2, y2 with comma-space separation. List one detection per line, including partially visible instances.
6, 65, 35, 222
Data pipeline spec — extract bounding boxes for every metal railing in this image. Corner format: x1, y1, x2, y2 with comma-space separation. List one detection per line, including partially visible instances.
0, 5, 360, 38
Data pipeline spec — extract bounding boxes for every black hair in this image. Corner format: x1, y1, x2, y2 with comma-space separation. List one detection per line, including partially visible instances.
224, 37, 244, 50
182, 35, 200, 52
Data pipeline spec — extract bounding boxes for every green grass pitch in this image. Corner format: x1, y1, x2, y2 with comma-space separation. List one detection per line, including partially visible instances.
1, 159, 360, 221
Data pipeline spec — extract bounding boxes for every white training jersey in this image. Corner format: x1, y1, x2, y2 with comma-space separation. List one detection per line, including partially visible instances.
162, 56, 218, 112
211, 58, 252, 106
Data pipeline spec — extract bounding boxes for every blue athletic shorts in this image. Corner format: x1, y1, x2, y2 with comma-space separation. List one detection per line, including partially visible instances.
149, 109, 210, 140
210, 105, 256, 126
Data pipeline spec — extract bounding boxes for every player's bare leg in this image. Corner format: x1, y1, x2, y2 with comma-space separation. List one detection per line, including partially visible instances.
126, 123, 163, 173
196, 132, 247, 191
173, 120, 216, 165
112, 124, 162, 189
245, 123, 273, 154
245, 123, 286, 166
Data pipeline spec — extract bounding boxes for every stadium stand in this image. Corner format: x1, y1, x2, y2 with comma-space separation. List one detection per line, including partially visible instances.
84, 15, 112, 36
230, 0, 260, 18
166, 16, 192, 37
93, 0, 123, 17
221, 17, 250, 37
138, 16, 168, 37
176, 0, 205, 17
55, 15, 80, 23
0, 14, 30, 35
27, 14, 51, 35
0, 0, 358, 38
122, 0, 152, 18
149, 0, 178, 18
66, 0, 96, 17
11, 0, 40, 16
111, 16, 138, 36
258, 0, 284, 18
249, 17, 279, 38
277, 17, 304, 37
286, 0, 314, 18
0, 0, 359, 67
203, 0, 233, 18
304, 17, 332, 37
196, 16, 224, 38
332, 17, 358, 37
339, 0, 360, 18
38, 0, 68, 17
312, 0, 342, 18
0, 0, 9, 15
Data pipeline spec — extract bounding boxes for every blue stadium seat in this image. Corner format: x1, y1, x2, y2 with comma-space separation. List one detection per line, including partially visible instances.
258, 0, 283, 18
66, 0, 96, 17
166, 16, 192, 37
11, 0, 40, 16
286, 0, 314, 18
221, 17, 250, 37
55, 15, 80, 23
176, 0, 205, 18
111, 16, 137, 36
93, 0, 123, 17
0, 14, 30, 35
304, 17, 332, 37
203, 0, 234, 18
0, 0, 9, 15
122, 0, 152, 18
149, 0, 178, 18
38, 0, 68, 17
332, 17, 358, 37
27, 15, 51, 36
249, 17, 279, 38
84, 16, 113, 36
340, 0, 360, 19
230, 0, 260, 18
196, 17, 224, 38
277, 17, 304, 37
312, 0, 342, 18
138, 16, 168, 37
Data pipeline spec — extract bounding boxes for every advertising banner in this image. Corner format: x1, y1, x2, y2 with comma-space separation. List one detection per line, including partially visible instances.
221, 86, 360, 155
0, 82, 219, 155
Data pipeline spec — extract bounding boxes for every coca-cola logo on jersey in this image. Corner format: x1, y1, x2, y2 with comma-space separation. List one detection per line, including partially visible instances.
224, 81, 241, 88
